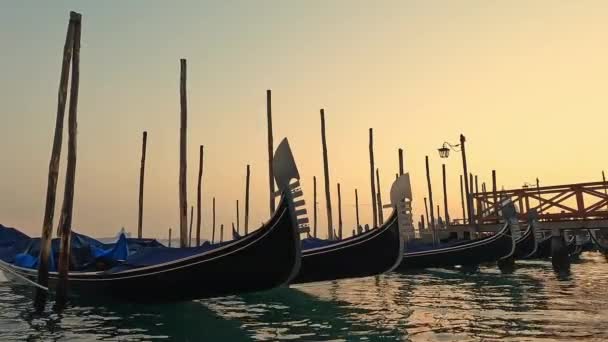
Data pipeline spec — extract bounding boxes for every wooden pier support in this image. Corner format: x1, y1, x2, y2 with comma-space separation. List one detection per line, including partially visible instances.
56, 12, 82, 306
460, 134, 472, 224
376, 168, 384, 225
313, 176, 318, 238
492, 170, 498, 223
266, 89, 275, 215
168, 228, 172, 247
320, 109, 333, 239
178, 58, 188, 248
196, 145, 203, 246
337, 183, 343, 239
469, 173, 475, 222
137, 131, 147, 239
369, 128, 378, 227
551, 231, 571, 273
245, 164, 250, 234
220, 224, 224, 243
36, 12, 80, 310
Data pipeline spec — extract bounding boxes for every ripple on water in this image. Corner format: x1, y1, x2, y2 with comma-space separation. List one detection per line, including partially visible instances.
0, 252, 607, 341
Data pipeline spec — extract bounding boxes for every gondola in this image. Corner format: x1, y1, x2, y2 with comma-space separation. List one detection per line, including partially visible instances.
513, 223, 537, 259
0, 139, 303, 302
396, 220, 515, 270
529, 233, 576, 259
286, 174, 407, 284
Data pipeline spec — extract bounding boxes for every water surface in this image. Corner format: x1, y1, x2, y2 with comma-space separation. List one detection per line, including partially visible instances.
1, 252, 607, 341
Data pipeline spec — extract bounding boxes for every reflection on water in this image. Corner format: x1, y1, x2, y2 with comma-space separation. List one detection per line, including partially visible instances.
1, 252, 607, 341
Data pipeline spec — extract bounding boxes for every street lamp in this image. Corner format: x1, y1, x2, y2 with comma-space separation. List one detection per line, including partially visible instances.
437, 142, 461, 159
438, 134, 472, 225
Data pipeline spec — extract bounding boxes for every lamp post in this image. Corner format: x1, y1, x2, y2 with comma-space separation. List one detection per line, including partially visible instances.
438, 134, 472, 225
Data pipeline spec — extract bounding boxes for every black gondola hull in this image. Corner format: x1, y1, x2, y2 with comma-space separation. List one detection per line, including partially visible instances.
5, 199, 301, 302
397, 224, 514, 270
514, 225, 537, 259
291, 212, 403, 284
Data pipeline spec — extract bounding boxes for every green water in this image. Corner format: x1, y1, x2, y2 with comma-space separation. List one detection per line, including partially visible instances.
1, 252, 607, 341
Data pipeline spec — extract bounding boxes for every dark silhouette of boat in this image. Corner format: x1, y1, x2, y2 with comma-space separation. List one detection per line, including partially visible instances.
0, 138, 304, 302
396, 221, 514, 270
513, 223, 537, 259
288, 175, 408, 284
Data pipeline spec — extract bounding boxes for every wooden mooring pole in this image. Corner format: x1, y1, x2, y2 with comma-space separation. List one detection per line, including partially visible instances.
137, 131, 147, 239
36, 12, 78, 310
425, 156, 436, 243
178, 58, 188, 248
56, 12, 82, 307
369, 128, 378, 227
603, 171, 608, 213
355, 189, 360, 229
376, 168, 384, 224
212, 197, 216, 243
398, 148, 404, 175
492, 170, 498, 222
337, 183, 343, 239
469, 173, 475, 222
313, 176, 318, 238
460, 175, 465, 224
196, 145, 203, 246
442, 164, 449, 226
236, 200, 240, 234
220, 224, 224, 243
266, 90, 275, 215
168, 228, 172, 247
188, 206, 193, 247
424, 197, 429, 230
320, 109, 334, 239
245, 164, 250, 234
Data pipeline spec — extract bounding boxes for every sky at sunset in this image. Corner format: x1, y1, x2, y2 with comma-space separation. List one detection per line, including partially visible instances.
2, 1, 608, 240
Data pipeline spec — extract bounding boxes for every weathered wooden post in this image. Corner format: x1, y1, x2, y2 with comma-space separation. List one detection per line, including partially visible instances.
436, 205, 441, 227
602, 171, 608, 213
220, 224, 224, 243
266, 89, 275, 215
536, 177, 543, 215
188, 206, 193, 247
337, 183, 343, 239
492, 170, 498, 223
313, 176, 318, 237
245, 164, 250, 234
168, 228, 172, 247
460, 134, 472, 224
425, 156, 436, 243
56, 12, 82, 307
469, 173, 475, 222
460, 175, 465, 224
236, 200, 240, 234
178, 58, 188, 248
424, 197, 429, 230
475, 175, 479, 195
212, 197, 216, 243
355, 189, 360, 229
398, 148, 404, 175
196, 145, 203, 246
376, 168, 384, 224
442, 164, 449, 226
319, 109, 334, 239
36, 12, 78, 309
137, 131, 147, 239
369, 128, 378, 227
